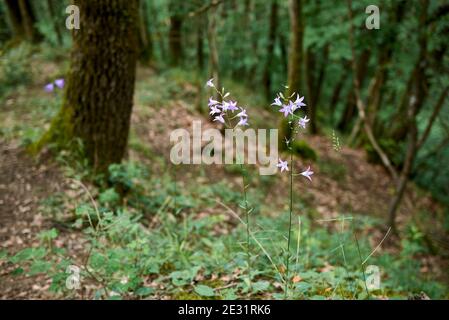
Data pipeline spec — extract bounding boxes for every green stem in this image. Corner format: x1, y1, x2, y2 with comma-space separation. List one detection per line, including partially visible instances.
285, 114, 294, 299
241, 163, 251, 291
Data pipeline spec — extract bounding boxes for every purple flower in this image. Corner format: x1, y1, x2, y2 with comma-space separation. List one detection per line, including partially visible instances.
298, 116, 310, 129
236, 108, 247, 118
237, 117, 249, 126
227, 100, 239, 112
292, 94, 306, 111
277, 159, 289, 172
206, 78, 215, 88
208, 97, 220, 107
222, 101, 230, 112
209, 105, 221, 115
55, 78, 65, 89
279, 103, 293, 117
271, 96, 282, 107
214, 114, 225, 124
44, 83, 54, 93
300, 166, 314, 181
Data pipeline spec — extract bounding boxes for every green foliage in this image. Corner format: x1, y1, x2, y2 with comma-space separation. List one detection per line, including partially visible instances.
0, 44, 33, 100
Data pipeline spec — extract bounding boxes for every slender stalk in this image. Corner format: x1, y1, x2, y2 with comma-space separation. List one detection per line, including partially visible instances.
284, 113, 294, 299
240, 163, 251, 290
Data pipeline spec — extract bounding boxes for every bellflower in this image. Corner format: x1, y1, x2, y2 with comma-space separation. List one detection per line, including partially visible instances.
292, 94, 306, 111
237, 117, 249, 126
271, 96, 282, 107
55, 79, 65, 89
209, 105, 221, 115
44, 83, 54, 93
227, 101, 239, 112
208, 97, 220, 107
213, 114, 225, 124
279, 103, 292, 117
298, 116, 310, 129
206, 78, 215, 88
277, 159, 289, 172
300, 166, 314, 181
236, 108, 247, 118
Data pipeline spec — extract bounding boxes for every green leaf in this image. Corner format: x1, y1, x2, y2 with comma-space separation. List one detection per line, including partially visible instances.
252, 280, 270, 293
29, 261, 52, 275
135, 287, 155, 297
194, 285, 215, 297
10, 248, 34, 263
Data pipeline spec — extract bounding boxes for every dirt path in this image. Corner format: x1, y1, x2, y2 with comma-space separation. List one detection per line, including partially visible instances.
0, 142, 66, 298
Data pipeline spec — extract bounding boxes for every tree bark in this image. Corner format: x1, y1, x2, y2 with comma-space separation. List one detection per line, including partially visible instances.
37, 0, 139, 174
262, 0, 278, 101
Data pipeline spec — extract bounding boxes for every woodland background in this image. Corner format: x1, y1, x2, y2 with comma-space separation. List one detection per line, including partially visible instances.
0, 0, 448, 299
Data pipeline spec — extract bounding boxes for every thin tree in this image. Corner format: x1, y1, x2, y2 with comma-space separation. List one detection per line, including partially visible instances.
279, 0, 304, 149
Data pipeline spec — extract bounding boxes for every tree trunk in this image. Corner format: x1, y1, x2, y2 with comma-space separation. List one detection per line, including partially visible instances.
5, 0, 40, 42
337, 49, 371, 132
305, 44, 328, 134
169, 1, 183, 66
138, 0, 153, 63
207, 0, 221, 102
5, 0, 24, 39
47, 0, 63, 45
37, 0, 139, 174
286, 0, 304, 96
388, 0, 429, 230
279, 0, 304, 149
17, 0, 40, 42
262, 0, 278, 101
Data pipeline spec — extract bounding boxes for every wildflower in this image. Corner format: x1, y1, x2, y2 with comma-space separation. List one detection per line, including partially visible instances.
214, 114, 225, 124
300, 166, 314, 181
298, 116, 310, 129
206, 78, 215, 88
227, 100, 239, 112
237, 117, 249, 126
279, 103, 292, 117
277, 159, 289, 172
44, 83, 54, 93
55, 79, 65, 89
209, 105, 221, 115
292, 94, 306, 111
236, 108, 247, 118
208, 97, 220, 107
272, 96, 282, 107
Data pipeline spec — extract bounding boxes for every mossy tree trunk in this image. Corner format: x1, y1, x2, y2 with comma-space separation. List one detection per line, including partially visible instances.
41, 0, 139, 174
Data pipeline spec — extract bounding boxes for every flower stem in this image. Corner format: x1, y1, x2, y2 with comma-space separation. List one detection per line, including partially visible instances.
240, 163, 251, 291
285, 115, 294, 299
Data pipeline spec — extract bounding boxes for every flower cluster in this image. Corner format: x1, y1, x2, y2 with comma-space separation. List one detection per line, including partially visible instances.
44, 78, 65, 93
272, 91, 313, 181
206, 78, 249, 128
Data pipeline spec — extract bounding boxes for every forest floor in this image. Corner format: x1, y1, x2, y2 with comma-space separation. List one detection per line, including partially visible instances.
0, 54, 448, 299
